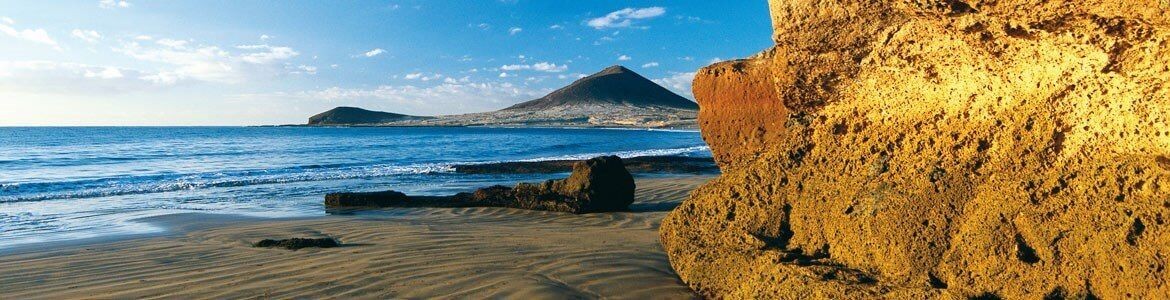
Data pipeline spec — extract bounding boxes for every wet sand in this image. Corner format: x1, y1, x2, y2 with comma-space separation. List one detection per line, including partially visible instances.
0, 176, 711, 299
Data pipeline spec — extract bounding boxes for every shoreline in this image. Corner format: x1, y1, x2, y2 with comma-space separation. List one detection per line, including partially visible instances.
0, 176, 712, 299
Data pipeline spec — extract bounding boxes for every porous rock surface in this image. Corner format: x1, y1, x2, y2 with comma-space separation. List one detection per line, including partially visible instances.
660, 0, 1170, 298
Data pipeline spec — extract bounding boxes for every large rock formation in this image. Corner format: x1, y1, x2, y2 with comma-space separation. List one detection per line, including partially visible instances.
326, 156, 636, 214
661, 0, 1170, 298
307, 107, 429, 125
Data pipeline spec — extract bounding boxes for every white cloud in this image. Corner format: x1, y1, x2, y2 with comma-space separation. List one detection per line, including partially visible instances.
587, 7, 666, 29
0, 61, 157, 94
549, 25, 563, 30
642, 62, 659, 68
133, 35, 152, 41
509, 27, 523, 35
235, 45, 299, 64
709, 57, 723, 64
618, 55, 631, 61
500, 62, 567, 73
499, 72, 511, 78
260, 34, 271, 41
291, 65, 317, 75
403, 72, 442, 81
115, 39, 300, 84
0, 20, 59, 49
71, 29, 102, 43
84, 67, 124, 79
99, 0, 131, 9
1, 17, 13, 25
652, 72, 697, 98
532, 62, 567, 72
477, 23, 491, 30
364, 48, 386, 57
156, 38, 189, 48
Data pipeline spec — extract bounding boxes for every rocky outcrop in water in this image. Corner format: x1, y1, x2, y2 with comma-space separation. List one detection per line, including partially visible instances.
326, 156, 636, 214
660, 0, 1170, 298
307, 107, 430, 125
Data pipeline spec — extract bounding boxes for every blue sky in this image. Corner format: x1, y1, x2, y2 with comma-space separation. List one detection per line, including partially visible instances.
0, 0, 772, 125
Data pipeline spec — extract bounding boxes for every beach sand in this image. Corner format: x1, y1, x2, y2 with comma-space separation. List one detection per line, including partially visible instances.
0, 176, 710, 299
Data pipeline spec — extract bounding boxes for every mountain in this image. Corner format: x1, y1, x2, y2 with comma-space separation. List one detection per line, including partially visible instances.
504, 65, 699, 111
307, 107, 429, 125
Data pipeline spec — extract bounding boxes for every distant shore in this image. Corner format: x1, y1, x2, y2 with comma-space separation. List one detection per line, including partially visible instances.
0, 176, 711, 299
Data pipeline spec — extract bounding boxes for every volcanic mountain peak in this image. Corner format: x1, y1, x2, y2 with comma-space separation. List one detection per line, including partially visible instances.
504, 65, 698, 111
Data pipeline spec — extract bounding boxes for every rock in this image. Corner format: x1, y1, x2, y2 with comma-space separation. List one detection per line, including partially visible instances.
660, 0, 1170, 299
325, 156, 637, 214
307, 107, 430, 125
325, 190, 411, 208
253, 238, 340, 250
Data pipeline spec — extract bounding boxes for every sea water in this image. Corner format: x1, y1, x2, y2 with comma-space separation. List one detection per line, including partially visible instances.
0, 127, 710, 248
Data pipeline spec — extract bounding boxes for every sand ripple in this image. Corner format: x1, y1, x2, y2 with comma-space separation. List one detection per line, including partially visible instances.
0, 176, 709, 299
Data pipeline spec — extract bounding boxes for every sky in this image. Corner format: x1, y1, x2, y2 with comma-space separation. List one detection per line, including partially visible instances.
0, 0, 773, 126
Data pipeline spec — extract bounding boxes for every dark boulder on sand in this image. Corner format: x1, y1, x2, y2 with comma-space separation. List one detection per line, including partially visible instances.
253, 238, 340, 250
325, 156, 637, 214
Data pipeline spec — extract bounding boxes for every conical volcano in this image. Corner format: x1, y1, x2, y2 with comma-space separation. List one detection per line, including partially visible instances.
504, 65, 698, 111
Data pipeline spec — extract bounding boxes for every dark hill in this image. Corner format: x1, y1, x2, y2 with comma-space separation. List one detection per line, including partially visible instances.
504, 65, 698, 111
307, 107, 429, 125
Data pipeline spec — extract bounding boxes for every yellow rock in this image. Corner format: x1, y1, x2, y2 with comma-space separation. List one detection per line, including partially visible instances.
660, 0, 1170, 298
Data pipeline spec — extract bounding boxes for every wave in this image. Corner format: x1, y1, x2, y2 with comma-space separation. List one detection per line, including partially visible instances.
0, 146, 710, 203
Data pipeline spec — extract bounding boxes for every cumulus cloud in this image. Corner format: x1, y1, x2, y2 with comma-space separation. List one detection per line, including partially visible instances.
291, 65, 317, 75
642, 62, 659, 68
71, 29, 102, 43
114, 38, 300, 84
618, 55, 631, 61
509, 27, 523, 35
587, 7, 666, 29
99, 0, 131, 9
364, 48, 386, 57
500, 62, 568, 73
404, 72, 443, 81
0, 61, 157, 94
652, 71, 697, 98
236, 45, 299, 64
0, 19, 59, 49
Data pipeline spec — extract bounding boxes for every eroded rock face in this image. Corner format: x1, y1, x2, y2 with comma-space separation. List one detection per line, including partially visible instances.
661, 0, 1170, 298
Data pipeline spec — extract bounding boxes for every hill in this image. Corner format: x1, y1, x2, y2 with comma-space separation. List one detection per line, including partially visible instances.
504, 65, 698, 111
307, 107, 429, 125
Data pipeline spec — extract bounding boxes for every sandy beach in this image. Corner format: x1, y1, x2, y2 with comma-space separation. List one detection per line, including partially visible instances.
0, 176, 710, 299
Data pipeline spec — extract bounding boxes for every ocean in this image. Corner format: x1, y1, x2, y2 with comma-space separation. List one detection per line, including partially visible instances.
0, 127, 710, 248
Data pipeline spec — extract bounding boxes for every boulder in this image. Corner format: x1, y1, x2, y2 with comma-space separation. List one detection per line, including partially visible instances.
660, 0, 1170, 298
325, 156, 636, 214
253, 238, 340, 250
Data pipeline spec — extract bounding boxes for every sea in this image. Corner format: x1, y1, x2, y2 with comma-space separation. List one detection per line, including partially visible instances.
0, 127, 711, 249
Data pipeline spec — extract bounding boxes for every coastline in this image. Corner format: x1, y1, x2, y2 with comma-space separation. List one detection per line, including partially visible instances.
0, 176, 711, 299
